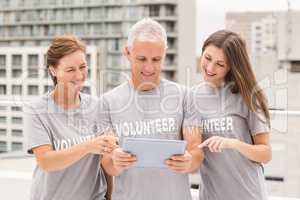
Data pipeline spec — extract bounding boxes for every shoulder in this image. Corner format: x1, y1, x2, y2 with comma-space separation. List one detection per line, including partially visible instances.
103, 81, 130, 99
161, 79, 187, 95
24, 93, 51, 115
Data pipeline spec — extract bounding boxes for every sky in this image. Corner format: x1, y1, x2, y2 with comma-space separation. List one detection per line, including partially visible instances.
196, 0, 300, 54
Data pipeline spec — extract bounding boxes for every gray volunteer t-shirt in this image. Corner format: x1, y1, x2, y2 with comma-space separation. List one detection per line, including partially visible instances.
187, 82, 269, 200
100, 79, 192, 200
25, 92, 107, 200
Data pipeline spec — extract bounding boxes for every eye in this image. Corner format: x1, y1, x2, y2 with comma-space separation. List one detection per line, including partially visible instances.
137, 57, 146, 62
205, 56, 211, 61
80, 65, 87, 70
66, 68, 75, 72
217, 63, 225, 67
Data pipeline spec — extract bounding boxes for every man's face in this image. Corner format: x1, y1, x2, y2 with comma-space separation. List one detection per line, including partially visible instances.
124, 40, 166, 90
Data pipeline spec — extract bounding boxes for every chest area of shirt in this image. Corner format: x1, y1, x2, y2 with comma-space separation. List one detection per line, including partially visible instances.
45, 113, 100, 150
201, 113, 249, 138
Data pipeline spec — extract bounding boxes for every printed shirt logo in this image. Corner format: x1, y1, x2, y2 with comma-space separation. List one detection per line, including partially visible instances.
53, 134, 97, 150
114, 117, 177, 137
202, 116, 234, 133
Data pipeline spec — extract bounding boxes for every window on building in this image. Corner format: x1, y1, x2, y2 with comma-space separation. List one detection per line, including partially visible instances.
149, 5, 160, 17
44, 69, 49, 78
28, 54, 38, 67
28, 85, 39, 95
12, 54, 22, 67
114, 39, 119, 51
27, 68, 39, 78
0, 106, 6, 111
0, 116, 7, 123
11, 142, 23, 151
93, 24, 106, 35
290, 61, 300, 73
27, 54, 39, 78
0, 129, 6, 136
168, 38, 176, 49
110, 55, 121, 68
0, 69, 6, 78
165, 5, 176, 16
11, 117, 23, 124
0, 55, 6, 66
0, 85, 7, 95
11, 129, 23, 137
11, 106, 22, 112
12, 69, 22, 78
165, 54, 175, 66
44, 85, 53, 93
0, 141, 7, 153
12, 85, 22, 95
165, 21, 175, 32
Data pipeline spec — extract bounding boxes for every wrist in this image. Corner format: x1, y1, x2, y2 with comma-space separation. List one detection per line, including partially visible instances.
229, 138, 240, 150
80, 141, 92, 155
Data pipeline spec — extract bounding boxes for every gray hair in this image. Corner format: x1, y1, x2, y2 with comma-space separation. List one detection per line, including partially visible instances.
127, 18, 168, 49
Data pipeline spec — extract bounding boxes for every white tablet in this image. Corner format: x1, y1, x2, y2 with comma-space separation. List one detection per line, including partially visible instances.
122, 137, 187, 168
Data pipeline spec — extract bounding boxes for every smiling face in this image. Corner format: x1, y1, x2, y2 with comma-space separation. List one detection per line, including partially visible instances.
200, 45, 230, 87
124, 40, 166, 91
50, 50, 88, 94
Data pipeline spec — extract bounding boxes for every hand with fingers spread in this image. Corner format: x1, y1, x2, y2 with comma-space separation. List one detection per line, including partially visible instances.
165, 151, 192, 174
111, 148, 137, 173
198, 136, 237, 153
87, 135, 119, 155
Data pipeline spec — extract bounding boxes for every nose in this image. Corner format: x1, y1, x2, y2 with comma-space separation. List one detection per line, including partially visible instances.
206, 62, 215, 72
74, 69, 84, 81
143, 61, 155, 73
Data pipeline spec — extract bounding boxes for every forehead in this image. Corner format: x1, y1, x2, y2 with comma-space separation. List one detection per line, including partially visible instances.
58, 50, 86, 67
130, 39, 166, 56
203, 45, 226, 61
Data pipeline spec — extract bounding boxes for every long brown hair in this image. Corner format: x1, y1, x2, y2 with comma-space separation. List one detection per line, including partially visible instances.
46, 35, 86, 85
202, 30, 270, 126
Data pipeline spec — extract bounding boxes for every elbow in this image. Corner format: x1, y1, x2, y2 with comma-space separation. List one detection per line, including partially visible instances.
36, 158, 58, 173
37, 162, 52, 173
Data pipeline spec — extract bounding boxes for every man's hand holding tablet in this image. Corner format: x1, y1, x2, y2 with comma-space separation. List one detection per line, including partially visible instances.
111, 148, 137, 173
165, 151, 193, 173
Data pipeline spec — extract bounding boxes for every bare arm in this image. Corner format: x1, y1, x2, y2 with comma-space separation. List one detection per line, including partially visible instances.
199, 133, 272, 164
32, 135, 117, 172
232, 133, 272, 164
102, 163, 113, 200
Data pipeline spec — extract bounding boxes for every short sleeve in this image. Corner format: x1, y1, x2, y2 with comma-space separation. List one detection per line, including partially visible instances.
247, 109, 270, 136
24, 104, 52, 154
183, 88, 203, 128
96, 95, 113, 133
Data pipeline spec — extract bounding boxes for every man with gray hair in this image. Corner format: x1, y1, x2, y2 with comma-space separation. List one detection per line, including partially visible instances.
101, 18, 203, 200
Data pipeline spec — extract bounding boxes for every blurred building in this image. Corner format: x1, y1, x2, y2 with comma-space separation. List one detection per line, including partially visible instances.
226, 12, 276, 56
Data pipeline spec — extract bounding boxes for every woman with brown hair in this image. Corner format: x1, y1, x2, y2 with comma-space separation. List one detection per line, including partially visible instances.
190, 30, 272, 200
25, 35, 116, 200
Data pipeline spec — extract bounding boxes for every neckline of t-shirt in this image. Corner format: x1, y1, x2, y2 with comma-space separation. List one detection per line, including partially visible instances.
129, 79, 165, 95
46, 90, 86, 115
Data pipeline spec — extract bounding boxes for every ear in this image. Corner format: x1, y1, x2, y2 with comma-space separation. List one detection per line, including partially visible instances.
123, 46, 131, 60
48, 66, 56, 77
